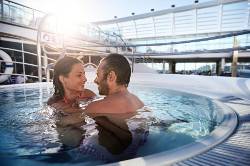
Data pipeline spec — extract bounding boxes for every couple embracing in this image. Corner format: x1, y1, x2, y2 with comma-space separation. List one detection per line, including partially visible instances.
46, 54, 148, 162
47, 53, 144, 115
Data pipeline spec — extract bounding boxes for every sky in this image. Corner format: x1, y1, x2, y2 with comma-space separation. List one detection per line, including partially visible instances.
14, 0, 212, 22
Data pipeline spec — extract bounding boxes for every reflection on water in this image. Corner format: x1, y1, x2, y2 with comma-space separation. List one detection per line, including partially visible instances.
79, 113, 148, 162
52, 109, 149, 163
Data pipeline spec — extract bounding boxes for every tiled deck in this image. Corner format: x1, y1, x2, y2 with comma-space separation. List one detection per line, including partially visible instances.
174, 99, 250, 166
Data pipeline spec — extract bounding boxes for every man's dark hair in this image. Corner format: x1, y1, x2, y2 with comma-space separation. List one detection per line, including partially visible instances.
102, 53, 131, 87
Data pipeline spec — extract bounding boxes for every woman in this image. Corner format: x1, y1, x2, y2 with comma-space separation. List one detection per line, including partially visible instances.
47, 56, 96, 115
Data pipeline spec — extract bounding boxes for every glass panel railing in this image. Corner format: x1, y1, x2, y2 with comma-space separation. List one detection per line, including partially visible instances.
0, 0, 125, 46
1, 0, 44, 28
129, 31, 250, 54
3, 2, 10, 22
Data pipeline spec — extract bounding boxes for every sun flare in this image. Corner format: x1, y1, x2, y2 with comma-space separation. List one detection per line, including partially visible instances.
35, 0, 93, 36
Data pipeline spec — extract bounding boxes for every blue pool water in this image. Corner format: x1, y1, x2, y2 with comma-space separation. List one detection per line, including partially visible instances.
0, 83, 224, 165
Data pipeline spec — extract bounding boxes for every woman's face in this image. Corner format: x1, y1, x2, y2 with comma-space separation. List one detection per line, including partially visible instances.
61, 63, 87, 93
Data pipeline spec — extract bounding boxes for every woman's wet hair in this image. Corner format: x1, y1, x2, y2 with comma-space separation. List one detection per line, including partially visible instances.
102, 54, 131, 87
48, 56, 82, 104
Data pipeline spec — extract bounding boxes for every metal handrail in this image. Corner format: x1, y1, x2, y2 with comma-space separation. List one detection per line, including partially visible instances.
0, 46, 37, 56
0, 44, 49, 84
78, 30, 250, 47
0, 60, 38, 67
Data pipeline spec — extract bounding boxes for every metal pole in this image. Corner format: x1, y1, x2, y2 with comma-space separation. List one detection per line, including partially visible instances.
131, 47, 134, 73
162, 60, 165, 74
37, 13, 51, 82
43, 52, 49, 82
21, 41, 26, 83
37, 29, 42, 82
89, 56, 91, 64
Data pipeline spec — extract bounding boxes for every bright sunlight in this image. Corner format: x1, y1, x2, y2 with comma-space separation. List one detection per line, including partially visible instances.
32, 0, 95, 36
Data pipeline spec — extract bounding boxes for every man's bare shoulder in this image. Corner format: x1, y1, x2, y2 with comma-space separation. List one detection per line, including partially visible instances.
85, 90, 144, 114
85, 98, 111, 113
130, 93, 144, 107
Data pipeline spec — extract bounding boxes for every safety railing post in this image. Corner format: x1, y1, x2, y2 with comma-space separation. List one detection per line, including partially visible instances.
37, 13, 51, 82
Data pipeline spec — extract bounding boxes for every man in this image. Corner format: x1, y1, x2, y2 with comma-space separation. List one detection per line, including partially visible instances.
85, 53, 144, 113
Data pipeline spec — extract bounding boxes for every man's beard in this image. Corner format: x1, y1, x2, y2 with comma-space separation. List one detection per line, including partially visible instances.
98, 79, 109, 95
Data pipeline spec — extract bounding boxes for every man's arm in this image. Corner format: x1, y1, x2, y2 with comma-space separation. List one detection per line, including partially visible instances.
85, 98, 120, 114
85, 100, 105, 113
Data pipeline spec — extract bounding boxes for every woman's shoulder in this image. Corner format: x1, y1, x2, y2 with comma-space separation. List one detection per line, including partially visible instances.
47, 95, 62, 105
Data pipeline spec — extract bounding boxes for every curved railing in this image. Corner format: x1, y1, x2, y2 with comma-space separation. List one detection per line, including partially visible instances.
71, 30, 250, 55
0, 43, 58, 83
0, 0, 128, 84
0, 0, 127, 45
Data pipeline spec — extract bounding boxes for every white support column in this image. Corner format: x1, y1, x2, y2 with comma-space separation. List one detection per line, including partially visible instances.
231, 36, 238, 77
162, 60, 166, 74
221, 58, 225, 73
